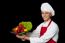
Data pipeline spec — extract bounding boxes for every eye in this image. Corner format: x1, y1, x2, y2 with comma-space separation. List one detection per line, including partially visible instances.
45, 12, 50, 14
41, 12, 50, 14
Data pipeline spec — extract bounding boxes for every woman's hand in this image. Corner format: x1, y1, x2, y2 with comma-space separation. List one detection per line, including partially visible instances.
16, 35, 26, 41
23, 35, 30, 40
16, 35, 30, 41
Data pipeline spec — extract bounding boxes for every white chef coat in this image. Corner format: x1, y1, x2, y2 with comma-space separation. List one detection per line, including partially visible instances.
28, 20, 59, 43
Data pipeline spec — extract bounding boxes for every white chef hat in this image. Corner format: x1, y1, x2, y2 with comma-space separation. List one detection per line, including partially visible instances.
41, 2, 55, 16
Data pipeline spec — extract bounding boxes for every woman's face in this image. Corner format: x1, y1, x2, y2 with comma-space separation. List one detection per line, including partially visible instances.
41, 11, 52, 21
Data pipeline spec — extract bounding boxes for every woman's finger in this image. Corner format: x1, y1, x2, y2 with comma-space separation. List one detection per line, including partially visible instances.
16, 35, 25, 39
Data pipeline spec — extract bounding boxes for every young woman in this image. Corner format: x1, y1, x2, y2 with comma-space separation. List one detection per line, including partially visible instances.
16, 2, 59, 43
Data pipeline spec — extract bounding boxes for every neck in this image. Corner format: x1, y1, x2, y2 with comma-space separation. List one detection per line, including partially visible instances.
44, 19, 51, 22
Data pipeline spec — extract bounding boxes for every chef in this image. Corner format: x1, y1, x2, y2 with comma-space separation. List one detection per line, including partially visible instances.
16, 2, 59, 43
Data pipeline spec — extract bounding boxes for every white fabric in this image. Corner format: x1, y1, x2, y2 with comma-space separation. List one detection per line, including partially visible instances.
29, 20, 59, 43
41, 2, 55, 16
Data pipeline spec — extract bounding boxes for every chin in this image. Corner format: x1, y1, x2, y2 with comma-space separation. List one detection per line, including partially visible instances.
43, 19, 48, 21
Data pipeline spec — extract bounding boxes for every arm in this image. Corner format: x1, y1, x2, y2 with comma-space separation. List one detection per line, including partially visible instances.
29, 24, 58, 43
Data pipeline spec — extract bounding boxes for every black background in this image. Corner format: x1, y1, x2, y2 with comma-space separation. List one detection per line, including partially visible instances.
0, 0, 65, 43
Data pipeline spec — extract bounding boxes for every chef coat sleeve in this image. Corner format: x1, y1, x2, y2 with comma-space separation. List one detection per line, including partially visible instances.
29, 24, 59, 43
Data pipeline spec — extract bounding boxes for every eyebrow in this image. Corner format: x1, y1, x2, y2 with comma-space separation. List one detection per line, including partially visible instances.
41, 12, 51, 14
